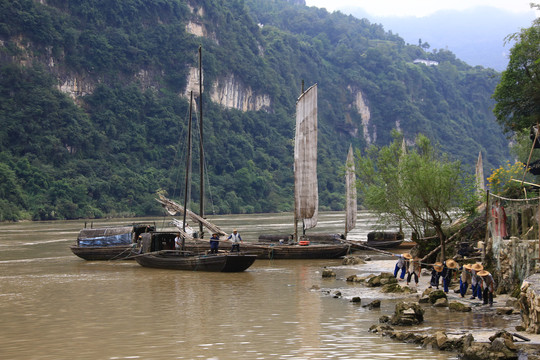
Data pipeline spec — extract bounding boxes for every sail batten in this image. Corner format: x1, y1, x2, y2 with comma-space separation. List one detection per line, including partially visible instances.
345, 144, 357, 234
294, 84, 318, 230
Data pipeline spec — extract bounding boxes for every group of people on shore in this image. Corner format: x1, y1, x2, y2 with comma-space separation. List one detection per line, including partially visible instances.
393, 253, 496, 306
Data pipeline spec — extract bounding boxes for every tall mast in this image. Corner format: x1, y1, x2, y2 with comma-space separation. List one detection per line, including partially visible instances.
198, 45, 204, 238
182, 92, 193, 250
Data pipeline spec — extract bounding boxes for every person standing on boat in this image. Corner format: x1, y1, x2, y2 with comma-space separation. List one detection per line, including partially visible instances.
228, 229, 242, 252
209, 233, 220, 254
174, 233, 182, 250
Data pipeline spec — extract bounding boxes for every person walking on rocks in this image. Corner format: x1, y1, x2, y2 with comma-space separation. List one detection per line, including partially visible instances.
442, 259, 458, 294
406, 257, 421, 286
459, 264, 472, 297
478, 270, 495, 306
470, 263, 484, 300
393, 253, 411, 280
429, 262, 443, 289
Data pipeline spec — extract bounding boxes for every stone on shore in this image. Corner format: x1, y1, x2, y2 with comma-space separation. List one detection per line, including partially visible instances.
459, 330, 518, 360
322, 267, 336, 278
346, 274, 367, 283
342, 255, 365, 265
449, 301, 472, 312
390, 301, 424, 326
433, 298, 448, 307
366, 272, 397, 287
428, 289, 447, 304
363, 299, 381, 309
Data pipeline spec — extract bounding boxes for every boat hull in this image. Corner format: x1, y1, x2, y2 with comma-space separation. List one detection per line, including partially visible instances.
70, 245, 136, 261
134, 251, 256, 272
181, 240, 349, 259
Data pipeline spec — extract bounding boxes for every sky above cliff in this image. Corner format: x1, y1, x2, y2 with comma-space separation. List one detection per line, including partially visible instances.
305, 0, 538, 17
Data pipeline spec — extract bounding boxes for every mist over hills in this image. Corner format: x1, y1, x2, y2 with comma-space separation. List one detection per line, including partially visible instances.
340, 6, 537, 71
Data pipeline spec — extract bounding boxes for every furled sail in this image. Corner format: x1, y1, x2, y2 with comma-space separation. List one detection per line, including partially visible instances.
294, 84, 318, 230
476, 151, 485, 194
345, 144, 357, 234
156, 195, 227, 237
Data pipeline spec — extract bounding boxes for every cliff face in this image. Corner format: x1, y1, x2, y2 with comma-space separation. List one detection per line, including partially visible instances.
349, 86, 373, 144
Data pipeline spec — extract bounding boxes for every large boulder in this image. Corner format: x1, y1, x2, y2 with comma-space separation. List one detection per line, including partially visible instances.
390, 301, 424, 326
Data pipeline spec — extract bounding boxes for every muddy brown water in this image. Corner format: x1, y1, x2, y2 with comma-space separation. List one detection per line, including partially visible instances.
0, 212, 516, 359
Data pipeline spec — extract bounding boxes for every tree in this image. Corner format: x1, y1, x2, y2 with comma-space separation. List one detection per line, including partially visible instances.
493, 5, 540, 133
355, 132, 476, 260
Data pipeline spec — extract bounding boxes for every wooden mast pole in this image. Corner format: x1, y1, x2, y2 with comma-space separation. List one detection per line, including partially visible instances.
182, 91, 193, 250
198, 45, 204, 239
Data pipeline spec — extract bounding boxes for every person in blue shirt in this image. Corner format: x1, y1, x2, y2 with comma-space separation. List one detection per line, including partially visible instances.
209, 233, 220, 254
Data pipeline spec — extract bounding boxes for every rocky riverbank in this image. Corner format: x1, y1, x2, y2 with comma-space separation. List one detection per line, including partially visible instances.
320, 255, 540, 359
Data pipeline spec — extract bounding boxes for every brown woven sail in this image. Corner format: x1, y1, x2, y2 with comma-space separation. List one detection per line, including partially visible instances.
294, 84, 318, 230
345, 144, 357, 234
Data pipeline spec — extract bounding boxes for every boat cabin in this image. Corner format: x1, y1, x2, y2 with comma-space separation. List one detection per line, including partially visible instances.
77, 223, 155, 247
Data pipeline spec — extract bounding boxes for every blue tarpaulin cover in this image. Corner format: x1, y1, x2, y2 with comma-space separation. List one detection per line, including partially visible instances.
78, 233, 132, 247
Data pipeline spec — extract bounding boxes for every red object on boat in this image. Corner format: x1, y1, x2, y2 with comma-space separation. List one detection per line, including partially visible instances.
299, 240, 310, 246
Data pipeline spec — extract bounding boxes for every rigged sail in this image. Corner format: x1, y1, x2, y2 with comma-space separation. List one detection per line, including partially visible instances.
476, 151, 485, 194
156, 195, 227, 237
345, 144, 357, 235
294, 84, 318, 230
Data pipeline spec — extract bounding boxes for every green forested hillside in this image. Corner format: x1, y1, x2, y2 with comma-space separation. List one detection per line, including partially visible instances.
0, 0, 509, 221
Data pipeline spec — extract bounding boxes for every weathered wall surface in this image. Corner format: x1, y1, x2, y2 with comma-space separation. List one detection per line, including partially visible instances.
519, 273, 540, 333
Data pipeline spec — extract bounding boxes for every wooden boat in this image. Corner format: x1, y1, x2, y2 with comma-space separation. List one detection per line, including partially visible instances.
365, 231, 404, 249
135, 232, 256, 272
255, 84, 349, 258
135, 47, 255, 272
257, 233, 344, 244
70, 223, 155, 260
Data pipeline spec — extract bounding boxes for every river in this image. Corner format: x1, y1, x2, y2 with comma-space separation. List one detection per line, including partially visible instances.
0, 211, 510, 359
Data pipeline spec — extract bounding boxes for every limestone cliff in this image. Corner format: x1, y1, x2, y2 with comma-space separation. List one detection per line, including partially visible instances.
349, 86, 374, 144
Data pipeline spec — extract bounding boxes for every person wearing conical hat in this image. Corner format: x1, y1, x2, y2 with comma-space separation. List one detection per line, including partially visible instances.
429, 262, 443, 289
478, 270, 495, 306
209, 233, 220, 254
227, 228, 242, 252
459, 264, 472, 298
441, 259, 458, 294
393, 253, 412, 280
406, 257, 421, 286
470, 263, 484, 300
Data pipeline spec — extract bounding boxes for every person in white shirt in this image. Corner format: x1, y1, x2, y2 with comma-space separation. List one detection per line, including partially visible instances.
227, 229, 242, 252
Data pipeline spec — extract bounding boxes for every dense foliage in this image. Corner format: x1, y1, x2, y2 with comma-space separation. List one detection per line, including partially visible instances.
354, 132, 477, 260
493, 5, 540, 133
0, 0, 510, 221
